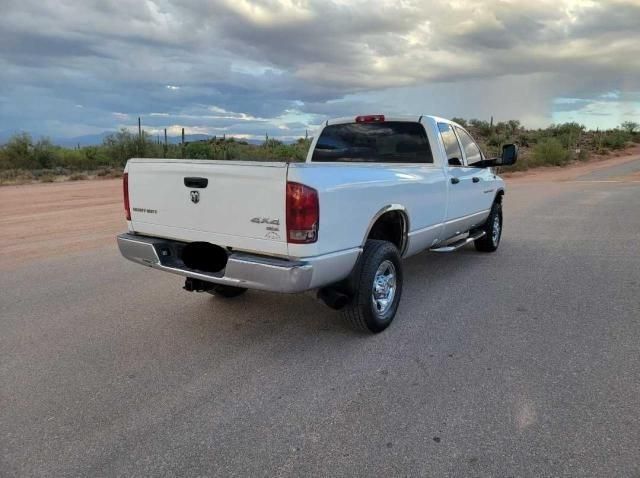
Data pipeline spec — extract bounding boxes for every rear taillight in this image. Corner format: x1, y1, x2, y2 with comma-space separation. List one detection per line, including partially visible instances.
355, 114, 385, 123
123, 172, 131, 220
286, 182, 319, 244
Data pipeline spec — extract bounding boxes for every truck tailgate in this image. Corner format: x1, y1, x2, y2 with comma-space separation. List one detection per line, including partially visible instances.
126, 159, 288, 256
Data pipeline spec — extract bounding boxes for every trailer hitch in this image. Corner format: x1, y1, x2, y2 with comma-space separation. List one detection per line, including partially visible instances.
183, 277, 215, 293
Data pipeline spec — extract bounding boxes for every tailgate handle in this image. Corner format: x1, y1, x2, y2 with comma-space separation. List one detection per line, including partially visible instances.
184, 177, 208, 188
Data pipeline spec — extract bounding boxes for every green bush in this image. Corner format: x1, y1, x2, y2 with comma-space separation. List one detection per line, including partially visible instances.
450, 117, 467, 128
32, 138, 58, 169
487, 133, 506, 148
2, 133, 36, 169
577, 149, 590, 162
600, 130, 629, 150
468, 119, 492, 137
533, 138, 570, 166
184, 142, 212, 159
620, 121, 639, 134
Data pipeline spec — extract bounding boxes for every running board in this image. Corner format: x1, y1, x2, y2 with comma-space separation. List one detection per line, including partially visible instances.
429, 231, 486, 253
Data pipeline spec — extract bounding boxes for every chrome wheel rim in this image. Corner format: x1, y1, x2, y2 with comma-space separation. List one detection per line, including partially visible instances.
492, 213, 501, 245
372, 260, 396, 317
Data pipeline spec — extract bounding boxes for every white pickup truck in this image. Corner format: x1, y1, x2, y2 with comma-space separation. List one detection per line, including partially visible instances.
118, 115, 517, 333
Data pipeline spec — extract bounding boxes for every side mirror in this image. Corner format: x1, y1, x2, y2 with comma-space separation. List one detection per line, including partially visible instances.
500, 143, 518, 166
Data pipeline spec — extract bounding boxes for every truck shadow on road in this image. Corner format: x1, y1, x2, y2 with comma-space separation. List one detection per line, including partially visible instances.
181, 244, 504, 345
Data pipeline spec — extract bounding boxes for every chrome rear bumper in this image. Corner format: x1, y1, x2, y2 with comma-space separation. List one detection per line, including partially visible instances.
117, 233, 358, 293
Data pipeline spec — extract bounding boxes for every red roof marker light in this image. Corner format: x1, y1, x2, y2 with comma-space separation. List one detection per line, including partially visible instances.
355, 114, 385, 123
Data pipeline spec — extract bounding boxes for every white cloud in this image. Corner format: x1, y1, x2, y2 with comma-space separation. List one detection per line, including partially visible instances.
1, 0, 639, 137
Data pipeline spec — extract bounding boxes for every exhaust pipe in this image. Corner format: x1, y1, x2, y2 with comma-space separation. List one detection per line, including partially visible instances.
317, 287, 350, 310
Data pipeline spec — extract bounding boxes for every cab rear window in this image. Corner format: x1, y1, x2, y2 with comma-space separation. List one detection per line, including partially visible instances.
311, 122, 433, 163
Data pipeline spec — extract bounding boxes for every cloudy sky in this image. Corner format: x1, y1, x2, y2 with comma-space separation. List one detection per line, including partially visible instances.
1, 0, 639, 140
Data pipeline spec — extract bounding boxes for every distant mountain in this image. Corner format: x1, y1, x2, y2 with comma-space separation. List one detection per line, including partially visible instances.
52, 132, 216, 147
54, 132, 113, 147
0, 130, 109, 147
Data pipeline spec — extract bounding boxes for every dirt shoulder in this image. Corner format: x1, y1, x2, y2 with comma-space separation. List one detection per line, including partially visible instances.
0, 179, 124, 270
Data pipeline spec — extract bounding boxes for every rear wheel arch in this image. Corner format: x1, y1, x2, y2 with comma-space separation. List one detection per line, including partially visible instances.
363, 205, 409, 255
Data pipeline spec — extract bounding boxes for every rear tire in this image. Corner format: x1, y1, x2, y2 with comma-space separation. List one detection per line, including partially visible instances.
343, 240, 403, 333
207, 284, 248, 298
474, 201, 502, 252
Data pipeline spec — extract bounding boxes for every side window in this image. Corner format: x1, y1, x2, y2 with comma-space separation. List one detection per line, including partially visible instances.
454, 127, 483, 166
437, 123, 463, 166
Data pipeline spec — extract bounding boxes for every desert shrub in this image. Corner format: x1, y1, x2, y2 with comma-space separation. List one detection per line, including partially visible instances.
69, 172, 88, 181
32, 138, 58, 169
468, 119, 492, 137
0, 169, 35, 184
577, 149, 590, 161
57, 148, 90, 170
450, 117, 467, 128
487, 133, 506, 148
601, 130, 629, 150
83, 146, 114, 169
620, 121, 639, 134
102, 129, 141, 165
40, 174, 56, 182
0, 169, 18, 182
184, 142, 212, 159
2, 133, 36, 169
533, 138, 570, 166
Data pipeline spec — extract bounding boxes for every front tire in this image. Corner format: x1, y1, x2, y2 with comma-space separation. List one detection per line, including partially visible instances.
474, 200, 502, 252
343, 240, 403, 333
207, 284, 248, 298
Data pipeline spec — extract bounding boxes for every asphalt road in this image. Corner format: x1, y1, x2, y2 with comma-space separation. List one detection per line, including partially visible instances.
2, 160, 640, 477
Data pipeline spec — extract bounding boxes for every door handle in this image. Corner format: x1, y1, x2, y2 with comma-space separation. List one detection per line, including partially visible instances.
184, 177, 208, 188
450, 177, 460, 185
472, 177, 480, 183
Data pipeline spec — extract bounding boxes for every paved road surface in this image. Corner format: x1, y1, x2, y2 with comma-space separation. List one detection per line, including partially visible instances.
2, 158, 639, 477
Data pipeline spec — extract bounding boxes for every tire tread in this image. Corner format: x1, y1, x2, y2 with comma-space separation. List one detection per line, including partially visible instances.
342, 240, 402, 333
474, 201, 502, 252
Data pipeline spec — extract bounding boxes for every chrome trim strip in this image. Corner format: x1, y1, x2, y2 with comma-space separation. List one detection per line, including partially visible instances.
407, 222, 441, 237
406, 210, 489, 237
289, 246, 362, 261
443, 209, 489, 225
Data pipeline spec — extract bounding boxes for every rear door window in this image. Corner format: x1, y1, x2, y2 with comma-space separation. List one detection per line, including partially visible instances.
454, 127, 483, 166
437, 123, 464, 166
311, 122, 434, 163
